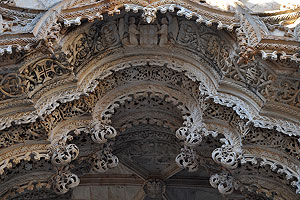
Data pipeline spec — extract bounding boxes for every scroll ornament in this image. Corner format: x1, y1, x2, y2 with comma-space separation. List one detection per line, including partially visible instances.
209, 172, 234, 194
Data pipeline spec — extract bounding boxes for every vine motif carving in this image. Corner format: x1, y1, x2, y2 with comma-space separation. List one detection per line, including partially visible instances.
21, 53, 72, 93
66, 21, 120, 72
271, 78, 300, 109
0, 120, 47, 150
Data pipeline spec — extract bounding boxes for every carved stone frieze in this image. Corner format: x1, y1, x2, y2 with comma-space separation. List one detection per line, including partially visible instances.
0, 120, 47, 150
0, 72, 26, 101
20, 53, 73, 95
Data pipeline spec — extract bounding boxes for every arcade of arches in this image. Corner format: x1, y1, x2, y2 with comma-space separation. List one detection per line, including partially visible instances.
0, 0, 300, 199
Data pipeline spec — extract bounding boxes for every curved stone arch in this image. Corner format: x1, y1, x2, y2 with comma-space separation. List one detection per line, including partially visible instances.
240, 146, 300, 195
49, 117, 91, 142
92, 84, 201, 126
236, 175, 299, 200
1, 5, 299, 139
0, 142, 50, 175
0, 172, 55, 199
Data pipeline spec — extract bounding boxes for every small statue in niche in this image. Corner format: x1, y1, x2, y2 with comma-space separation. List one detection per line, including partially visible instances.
118, 14, 179, 47
157, 18, 168, 47
166, 14, 179, 44
119, 16, 139, 47
128, 17, 139, 46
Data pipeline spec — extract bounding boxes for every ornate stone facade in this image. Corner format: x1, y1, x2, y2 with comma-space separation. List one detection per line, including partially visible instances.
0, 0, 299, 199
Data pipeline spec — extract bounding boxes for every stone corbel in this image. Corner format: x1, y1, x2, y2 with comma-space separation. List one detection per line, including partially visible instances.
209, 172, 234, 194
89, 120, 119, 171
50, 135, 80, 194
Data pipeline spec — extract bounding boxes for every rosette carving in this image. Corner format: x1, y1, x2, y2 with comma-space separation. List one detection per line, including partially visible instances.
209, 172, 234, 194
143, 179, 166, 199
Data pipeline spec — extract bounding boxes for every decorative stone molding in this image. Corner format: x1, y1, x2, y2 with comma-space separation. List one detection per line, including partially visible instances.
209, 172, 234, 194
0, 143, 50, 175
240, 152, 300, 194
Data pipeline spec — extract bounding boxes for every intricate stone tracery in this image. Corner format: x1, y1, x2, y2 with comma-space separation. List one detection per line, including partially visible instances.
0, 1, 299, 199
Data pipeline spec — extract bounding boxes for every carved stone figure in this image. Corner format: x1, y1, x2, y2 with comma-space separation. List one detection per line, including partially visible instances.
158, 18, 168, 47
127, 17, 139, 47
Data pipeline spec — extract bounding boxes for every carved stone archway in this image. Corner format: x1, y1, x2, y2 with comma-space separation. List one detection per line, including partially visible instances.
0, 1, 300, 199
